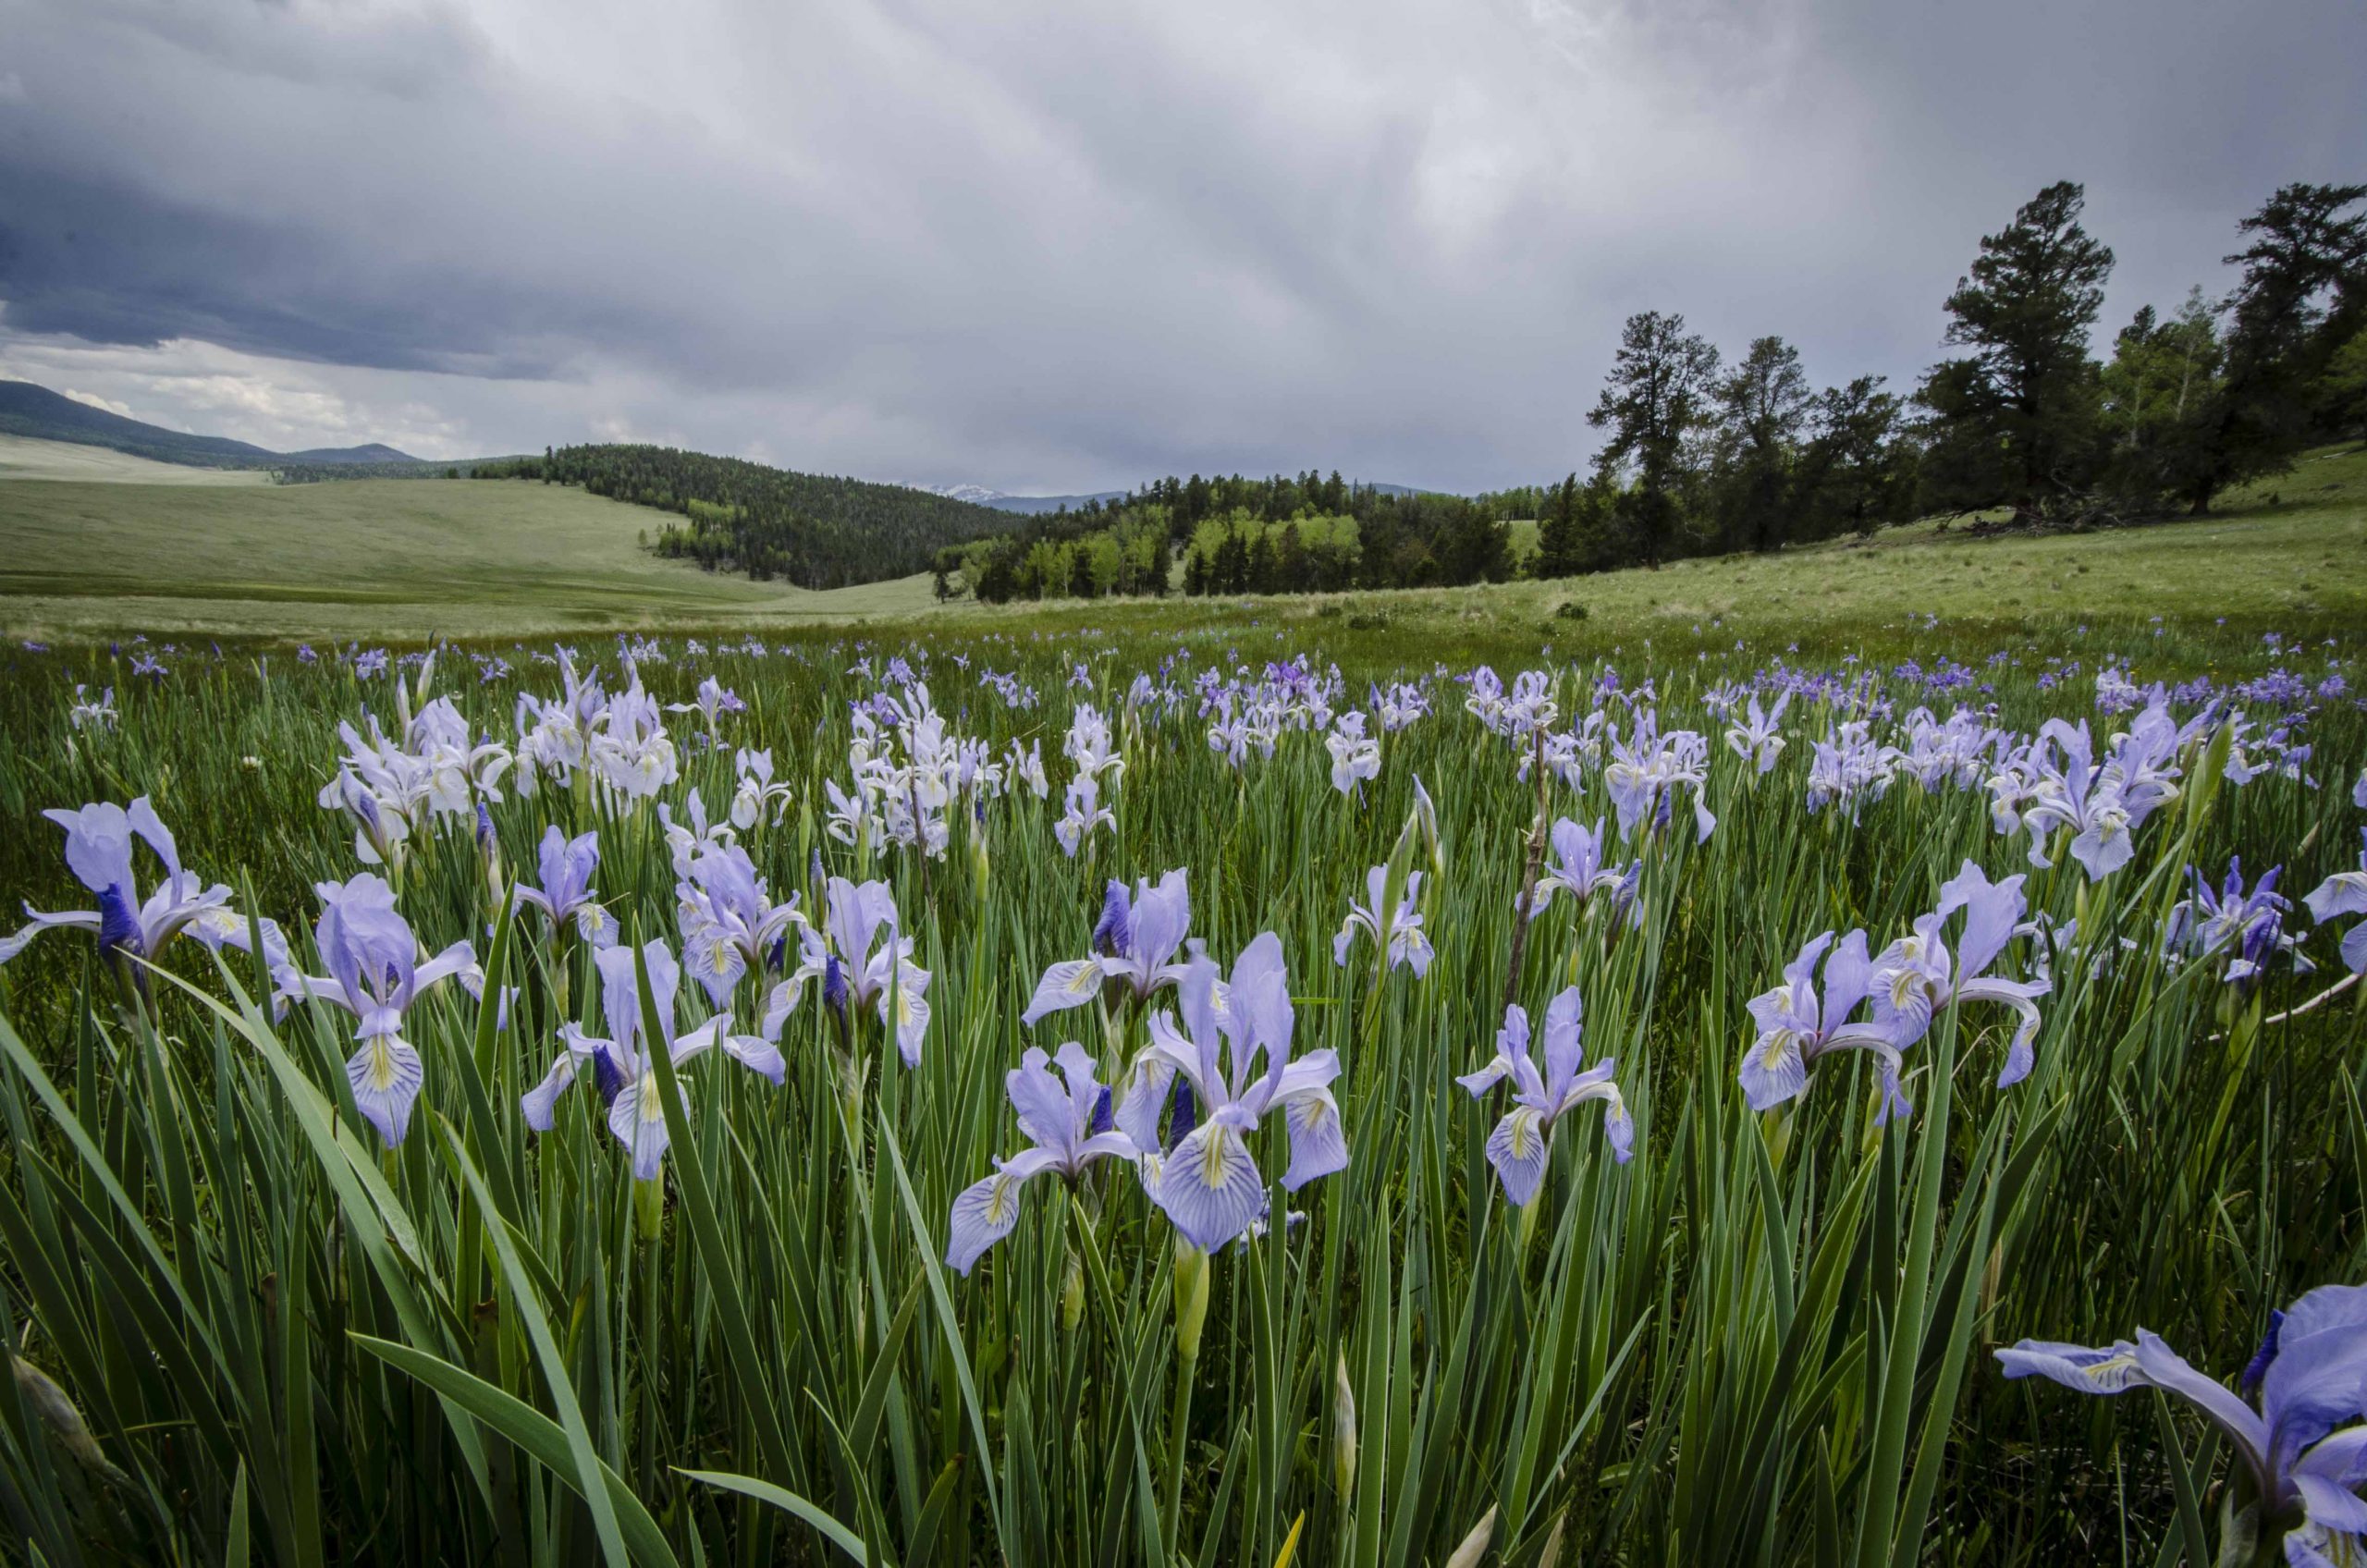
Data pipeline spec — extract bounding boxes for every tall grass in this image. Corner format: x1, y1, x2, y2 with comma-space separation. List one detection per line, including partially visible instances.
0, 619, 2360, 1566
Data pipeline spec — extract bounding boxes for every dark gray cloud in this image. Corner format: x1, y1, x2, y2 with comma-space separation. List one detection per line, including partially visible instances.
1, 0, 2361, 491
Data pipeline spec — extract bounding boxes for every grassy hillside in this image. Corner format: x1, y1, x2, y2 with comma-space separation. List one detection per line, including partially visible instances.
0, 465, 934, 638
0, 434, 274, 486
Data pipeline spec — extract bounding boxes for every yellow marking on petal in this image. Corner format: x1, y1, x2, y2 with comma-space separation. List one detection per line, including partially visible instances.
1197, 1131, 1233, 1189
1066, 963, 1099, 993
985, 1173, 1020, 1224
1505, 1109, 1542, 1159
2076, 1352, 2139, 1387
366, 1039, 401, 1091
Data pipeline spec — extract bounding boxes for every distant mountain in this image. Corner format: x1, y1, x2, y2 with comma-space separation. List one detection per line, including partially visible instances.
282, 442, 421, 464
908, 481, 1436, 513
906, 481, 1132, 514
0, 380, 422, 469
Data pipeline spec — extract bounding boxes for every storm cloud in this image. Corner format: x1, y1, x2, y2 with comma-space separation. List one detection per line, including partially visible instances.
1, 0, 2361, 491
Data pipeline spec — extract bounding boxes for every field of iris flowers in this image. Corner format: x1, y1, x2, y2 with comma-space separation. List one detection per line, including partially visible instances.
0, 617, 2363, 1567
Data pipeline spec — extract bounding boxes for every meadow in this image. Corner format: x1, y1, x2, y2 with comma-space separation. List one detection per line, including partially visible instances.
5, 439, 2365, 653
0, 591, 2362, 1565
0, 438, 937, 640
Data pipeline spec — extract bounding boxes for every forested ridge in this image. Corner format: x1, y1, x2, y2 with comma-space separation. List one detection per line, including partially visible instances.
467, 445, 1014, 589
939, 178, 2365, 604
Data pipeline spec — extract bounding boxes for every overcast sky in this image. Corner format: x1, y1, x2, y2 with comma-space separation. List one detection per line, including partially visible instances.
2, 0, 2361, 493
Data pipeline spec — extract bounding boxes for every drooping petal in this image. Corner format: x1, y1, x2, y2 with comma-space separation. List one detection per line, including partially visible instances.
946, 1164, 1035, 1276
1737, 1026, 1809, 1112
720, 1035, 787, 1084
520, 1051, 581, 1130
607, 1072, 674, 1180
1281, 1090, 1349, 1190
1484, 1107, 1552, 1207
0, 910, 101, 964
1153, 1122, 1268, 1253
346, 1035, 424, 1149
883, 962, 931, 1067
1022, 958, 1106, 1026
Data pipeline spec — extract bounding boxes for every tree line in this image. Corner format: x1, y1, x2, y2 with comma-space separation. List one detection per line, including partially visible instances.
468, 445, 1014, 590
946, 178, 2363, 604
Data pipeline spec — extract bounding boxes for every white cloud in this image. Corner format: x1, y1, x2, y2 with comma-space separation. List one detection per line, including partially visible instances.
60, 387, 133, 418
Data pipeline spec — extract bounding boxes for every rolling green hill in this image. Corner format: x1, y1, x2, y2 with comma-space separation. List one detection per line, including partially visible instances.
0, 452, 933, 638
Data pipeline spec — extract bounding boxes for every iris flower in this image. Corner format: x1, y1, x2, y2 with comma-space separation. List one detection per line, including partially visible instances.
1332, 865, 1433, 976
658, 788, 736, 878
761, 876, 930, 1066
1722, 691, 1789, 775
1141, 936, 1346, 1252
677, 843, 807, 1008
1524, 816, 1640, 925
730, 747, 793, 829
1735, 929, 1907, 1117
2303, 831, 2367, 975
1457, 988, 1633, 1204
1022, 869, 1193, 1025
0, 799, 251, 977
1998, 1284, 2367, 1566
1063, 703, 1124, 786
1054, 775, 1116, 858
511, 826, 617, 949
1865, 861, 2052, 1089
276, 874, 474, 1148
944, 1042, 1140, 1275
1326, 713, 1380, 797
2170, 857, 2307, 988
1603, 711, 1715, 843
520, 939, 782, 1178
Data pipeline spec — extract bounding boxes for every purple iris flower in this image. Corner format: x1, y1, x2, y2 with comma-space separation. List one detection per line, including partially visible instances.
760, 876, 929, 1066
1999, 1284, 2367, 1565
1332, 865, 1433, 976
520, 939, 782, 1178
1457, 988, 1633, 1205
276, 874, 473, 1148
1602, 711, 1715, 844
1, 799, 258, 978
944, 1042, 1141, 1275
511, 826, 617, 949
2016, 711, 2184, 880
1736, 929, 1903, 1116
1022, 868, 1193, 1025
1524, 817, 1640, 925
2170, 857, 2305, 988
2303, 831, 2367, 975
1865, 861, 2052, 1089
1722, 691, 1790, 775
1139, 935, 1346, 1252
678, 843, 806, 1008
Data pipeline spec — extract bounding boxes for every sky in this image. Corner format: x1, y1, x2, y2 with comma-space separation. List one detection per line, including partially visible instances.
1, 0, 2361, 495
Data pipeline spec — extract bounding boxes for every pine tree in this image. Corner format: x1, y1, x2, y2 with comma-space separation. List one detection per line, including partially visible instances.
2182, 183, 2367, 511
1587, 311, 1721, 567
1918, 181, 2114, 519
